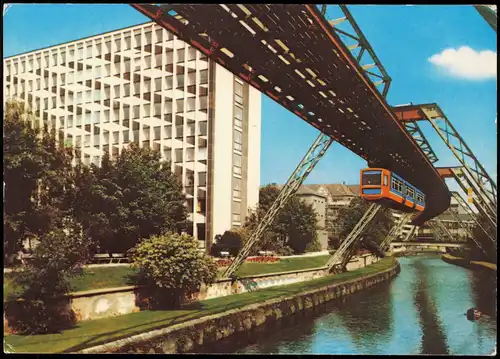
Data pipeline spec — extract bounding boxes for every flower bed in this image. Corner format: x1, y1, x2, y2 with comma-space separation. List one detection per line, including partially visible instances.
246, 256, 280, 263
215, 259, 233, 268
215, 256, 280, 268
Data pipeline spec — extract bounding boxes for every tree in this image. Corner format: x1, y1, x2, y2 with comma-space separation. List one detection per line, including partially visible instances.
243, 184, 320, 255
128, 232, 217, 308
75, 143, 187, 254
336, 197, 394, 253
3, 100, 79, 263
3, 101, 45, 261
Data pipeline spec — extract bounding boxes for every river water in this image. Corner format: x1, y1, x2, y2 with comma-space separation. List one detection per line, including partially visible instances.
196, 255, 497, 355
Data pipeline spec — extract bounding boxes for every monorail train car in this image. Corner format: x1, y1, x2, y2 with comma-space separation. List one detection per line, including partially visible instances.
360, 168, 425, 212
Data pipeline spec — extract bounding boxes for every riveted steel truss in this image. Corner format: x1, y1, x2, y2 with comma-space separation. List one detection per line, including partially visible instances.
327, 203, 382, 271
318, 5, 392, 98
449, 167, 497, 229
222, 133, 333, 278
380, 212, 413, 250
447, 205, 487, 255
402, 224, 418, 242
131, 4, 451, 224
451, 191, 496, 245
429, 220, 455, 242
474, 5, 497, 32
419, 104, 497, 209
400, 120, 439, 163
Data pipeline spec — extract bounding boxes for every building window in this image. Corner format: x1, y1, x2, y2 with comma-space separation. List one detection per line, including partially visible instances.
233, 177, 241, 199
234, 105, 243, 129
233, 153, 242, 174
234, 129, 242, 152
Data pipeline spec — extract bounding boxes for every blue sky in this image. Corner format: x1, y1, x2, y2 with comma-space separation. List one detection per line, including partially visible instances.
4, 5, 497, 193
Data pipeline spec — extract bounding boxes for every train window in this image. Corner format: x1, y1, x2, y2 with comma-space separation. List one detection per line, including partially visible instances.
407, 187, 415, 199
383, 175, 388, 186
391, 177, 403, 192
416, 192, 424, 203
362, 171, 381, 185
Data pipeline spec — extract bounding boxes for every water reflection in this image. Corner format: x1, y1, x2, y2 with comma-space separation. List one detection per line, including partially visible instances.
194, 256, 496, 355
412, 259, 449, 354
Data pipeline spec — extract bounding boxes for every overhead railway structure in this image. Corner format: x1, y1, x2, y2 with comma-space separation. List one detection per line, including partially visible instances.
132, 4, 451, 227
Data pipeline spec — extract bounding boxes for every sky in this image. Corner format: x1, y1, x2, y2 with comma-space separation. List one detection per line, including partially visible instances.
3, 4, 497, 196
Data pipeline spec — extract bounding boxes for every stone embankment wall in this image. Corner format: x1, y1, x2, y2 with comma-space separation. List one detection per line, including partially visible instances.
79, 260, 400, 354
4, 254, 378, 331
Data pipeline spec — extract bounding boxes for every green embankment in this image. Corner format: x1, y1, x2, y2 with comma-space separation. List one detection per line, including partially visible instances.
4, 255, 332, 298
5, 257, 396, 354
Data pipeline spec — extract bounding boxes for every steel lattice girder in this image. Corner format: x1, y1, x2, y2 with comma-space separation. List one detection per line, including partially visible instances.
380, 212, 413, 250
449, 168, 497, 229
318, 5, 392, 98
474, 5, 497, 32
432, 219, 457, 242
428, 221, 452, 242
222, 133, 333, 278
394, 103, 497, 209
131, 4, 450, 226
401, 120, 439, 163
447, 207, 487, 255
327, 203, 382, 271
402, 225, 417, 242
451, 191, 496, 245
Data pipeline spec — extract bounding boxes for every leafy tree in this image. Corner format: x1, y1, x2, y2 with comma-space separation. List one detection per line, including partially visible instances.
243, 184, 319, 255
128, 232, 217, 308
75, 143, 187, 254
3, 101, 45, 262
3, 100, 79, 263
336, 197, 394, 253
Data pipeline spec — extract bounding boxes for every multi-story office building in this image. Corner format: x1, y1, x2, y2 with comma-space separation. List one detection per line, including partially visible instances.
3, 21, 262, 250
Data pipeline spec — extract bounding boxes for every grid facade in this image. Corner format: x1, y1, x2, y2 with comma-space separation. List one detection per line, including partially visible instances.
3, 21, 262, 248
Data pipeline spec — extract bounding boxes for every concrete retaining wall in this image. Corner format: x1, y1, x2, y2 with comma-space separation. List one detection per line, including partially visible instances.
4, 254, 378, 331
79, 259, 400, 354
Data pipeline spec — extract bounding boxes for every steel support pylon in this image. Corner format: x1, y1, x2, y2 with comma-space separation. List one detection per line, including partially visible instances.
222, 133, 334, 279
447, 207, 487, 255
402, 225, 418, 242
450, 168, 497, 229
319, 4, 392, 98
380, 212, 413, 250
400, 120, 439, 163
451, 192, 496, 245
327, 203, 382, 271
420, 104, 497, 209
429, 219, 455, 242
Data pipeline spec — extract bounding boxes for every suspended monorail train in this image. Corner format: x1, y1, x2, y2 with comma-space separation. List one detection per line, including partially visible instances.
360, 168, 425, 212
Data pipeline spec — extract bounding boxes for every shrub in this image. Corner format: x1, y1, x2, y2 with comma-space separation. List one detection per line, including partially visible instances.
128, 232, 218, 308
4, 225, 90, 334
276, 246, 294, 256
216, 229, 246, 256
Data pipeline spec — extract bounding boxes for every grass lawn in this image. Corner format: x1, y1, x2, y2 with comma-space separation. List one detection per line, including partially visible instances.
4, 266, 138, 301
5, 257, 396, 354
234, 254, 330, 277
5, 255, 331, 298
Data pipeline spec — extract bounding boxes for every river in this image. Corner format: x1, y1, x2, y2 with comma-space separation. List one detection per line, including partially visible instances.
195, 255, 496, 355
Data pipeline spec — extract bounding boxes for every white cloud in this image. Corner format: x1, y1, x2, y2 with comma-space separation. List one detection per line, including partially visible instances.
428, 46, 497, 80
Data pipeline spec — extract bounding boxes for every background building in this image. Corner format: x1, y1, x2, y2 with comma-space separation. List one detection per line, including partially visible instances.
301, 183, 473, 243
295, 187, 328, 250
3, 21, 262, 250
